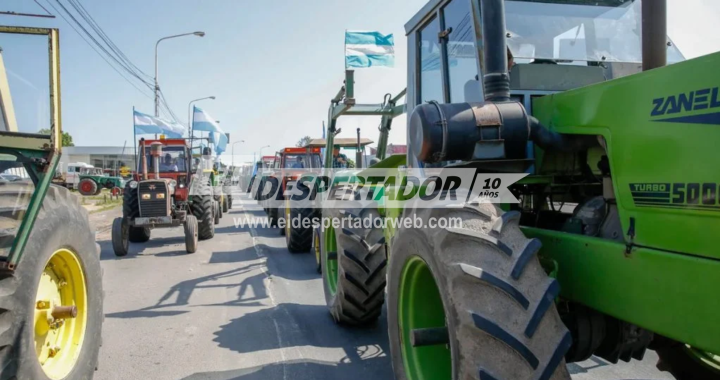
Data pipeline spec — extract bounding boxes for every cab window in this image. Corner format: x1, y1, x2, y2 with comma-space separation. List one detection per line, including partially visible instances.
443, 0, 479, 102
417, 0, 480, 104
419, 16, 444, 104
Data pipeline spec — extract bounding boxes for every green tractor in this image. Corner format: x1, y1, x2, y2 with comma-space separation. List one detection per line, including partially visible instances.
316, 1, 720, 379
77, 166, 125, 196
0, 26, 103, 379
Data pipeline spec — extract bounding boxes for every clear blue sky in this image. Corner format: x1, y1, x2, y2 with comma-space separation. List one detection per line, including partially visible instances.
2, 0, 720, 162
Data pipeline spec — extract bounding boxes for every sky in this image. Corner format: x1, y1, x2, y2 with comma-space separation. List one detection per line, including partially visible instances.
2, 0, 720, 164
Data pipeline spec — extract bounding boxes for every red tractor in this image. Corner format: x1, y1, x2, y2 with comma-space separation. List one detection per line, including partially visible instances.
111, 138, 217, 256
258, 147, 322, 251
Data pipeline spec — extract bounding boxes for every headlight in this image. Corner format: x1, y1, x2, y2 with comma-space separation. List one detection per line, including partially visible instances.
128, 181, 138, 189
169, 179, 177, 187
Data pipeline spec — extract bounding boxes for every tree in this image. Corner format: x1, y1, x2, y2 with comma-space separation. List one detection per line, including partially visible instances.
296, 135, 312, 148
38, 128, 75, 147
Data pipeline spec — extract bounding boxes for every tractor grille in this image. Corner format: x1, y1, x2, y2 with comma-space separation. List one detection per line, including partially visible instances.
138, 181, 169, 217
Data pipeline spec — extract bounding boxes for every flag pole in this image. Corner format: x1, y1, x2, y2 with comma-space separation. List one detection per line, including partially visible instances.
133, 106, 137, 175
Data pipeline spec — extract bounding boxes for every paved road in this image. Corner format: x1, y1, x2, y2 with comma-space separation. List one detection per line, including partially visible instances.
94, 196, 673, 380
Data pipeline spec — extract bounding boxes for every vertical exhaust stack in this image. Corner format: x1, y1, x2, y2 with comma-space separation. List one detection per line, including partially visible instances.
642, 0, 667, 71
480, 0, 510, 102
150, 142, 163, 180
140, 138, 148, 181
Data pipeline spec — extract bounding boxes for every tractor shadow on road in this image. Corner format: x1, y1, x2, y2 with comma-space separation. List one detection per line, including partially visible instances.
98, 235, 189, 260
211, 302, 392, 379
105, 262, 269, 319
180, 357, 391, 380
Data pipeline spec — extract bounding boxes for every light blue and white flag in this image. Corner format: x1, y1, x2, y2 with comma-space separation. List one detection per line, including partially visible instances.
345, 31, 394, 69
192, 106, 228, 155
133, 110, 184, 138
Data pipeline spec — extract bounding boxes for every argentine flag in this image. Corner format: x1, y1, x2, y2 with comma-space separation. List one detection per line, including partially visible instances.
133, 110, 184, 138
192, 106, 228, 155
345, 31, 394, 69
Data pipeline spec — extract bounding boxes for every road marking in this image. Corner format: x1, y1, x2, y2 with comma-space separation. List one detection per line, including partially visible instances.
239, 197, 305, 379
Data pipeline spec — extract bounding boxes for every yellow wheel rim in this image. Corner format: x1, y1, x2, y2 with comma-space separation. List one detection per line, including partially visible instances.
34, 248, 88, 380
314, 229, 321, 265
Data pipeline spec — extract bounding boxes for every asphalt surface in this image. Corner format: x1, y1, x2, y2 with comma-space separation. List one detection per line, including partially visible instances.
94, 195, 674, 380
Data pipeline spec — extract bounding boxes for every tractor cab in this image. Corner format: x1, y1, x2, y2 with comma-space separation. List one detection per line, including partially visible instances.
135, 138, 192, 201
404, 0, 687, 170
306, 138, 373, 168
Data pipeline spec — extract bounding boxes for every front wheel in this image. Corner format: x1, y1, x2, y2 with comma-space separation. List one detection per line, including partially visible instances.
387, 202, 572, 380
0, 186, 103, 379
112, 217, 129, 256
184, 215, 199, 253
321, 201, 387, 326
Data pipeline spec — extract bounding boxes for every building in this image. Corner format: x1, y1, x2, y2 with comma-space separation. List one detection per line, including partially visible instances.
59, 146, 137, 175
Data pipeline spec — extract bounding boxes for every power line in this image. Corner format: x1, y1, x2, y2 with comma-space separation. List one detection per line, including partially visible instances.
41, 0, 155, 100
66, 0, 152, 81
53, 0, 152, 86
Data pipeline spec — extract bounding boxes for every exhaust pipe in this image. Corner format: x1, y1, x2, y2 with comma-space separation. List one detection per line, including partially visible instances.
140, 138, 148, 181
150, 142, 163, 180
480, 0, 510, 102
642, 0, 667, 71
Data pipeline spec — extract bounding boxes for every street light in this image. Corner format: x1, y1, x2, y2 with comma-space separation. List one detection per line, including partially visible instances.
258, 145, 270, 158
187, 96, 215, 136
231, 140, 245, 167
155, 31, 205, 117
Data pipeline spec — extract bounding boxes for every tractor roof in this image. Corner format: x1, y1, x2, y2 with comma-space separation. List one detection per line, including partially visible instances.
305, 138, 373, 148
140, 138, 188, 147
279, 147, 322, 155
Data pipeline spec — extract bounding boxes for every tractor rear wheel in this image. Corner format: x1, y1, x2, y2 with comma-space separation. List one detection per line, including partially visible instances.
655, 337, 720, 380
387, 201, 571, 380
285, 197, 313, 253
214, 201, 221, 225
191, 180, 215, 240
222, 196, 229, 213
227, 195, 233, 210
78, 178, 97, 196
184, 215, 199, 254
268, 206, 279, 227
121, 183, 149, 243
128, 226, 151, 243
0, 185, 103, 379
321, 195, 387, 325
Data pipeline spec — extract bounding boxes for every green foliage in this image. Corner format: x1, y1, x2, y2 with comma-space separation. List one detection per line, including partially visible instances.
296, 135, 312, 147
38, 128, 74, 147
346, 158, 355, 168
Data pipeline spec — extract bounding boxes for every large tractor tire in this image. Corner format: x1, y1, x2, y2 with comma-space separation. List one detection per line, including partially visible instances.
214, 201, 221, 225
78, 178, 97, 196
222, 195, 229, 213
655, 337, 720, 380
227, 195, 233, 210
268, 206, 279, 227
190, 179, 215, 240
387, 201, 572, 380
0, 185, 103, 379
284, 197, 313, 253
320, 193, 387, 326
122, 183, 150, 243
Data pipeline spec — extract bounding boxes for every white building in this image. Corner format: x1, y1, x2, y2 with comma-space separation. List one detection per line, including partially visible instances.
58, 146, 137, 176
